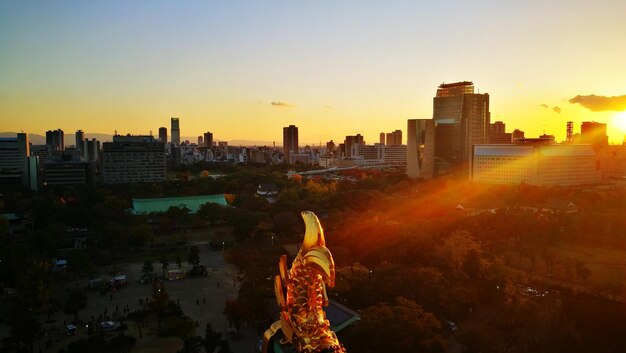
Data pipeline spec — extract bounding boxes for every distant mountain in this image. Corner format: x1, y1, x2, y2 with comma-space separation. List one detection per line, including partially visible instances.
1, 132, 275, 148
227, 139, 275, 146
0, 132, 115, 146
0, 132, 46, 145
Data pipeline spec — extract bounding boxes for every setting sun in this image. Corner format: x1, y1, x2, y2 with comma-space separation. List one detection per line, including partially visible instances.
612, 111, 626, 133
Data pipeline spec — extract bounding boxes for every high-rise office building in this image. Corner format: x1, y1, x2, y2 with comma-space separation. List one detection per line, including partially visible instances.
283, 125, 299, 163
0, 133, 31, 186
203, 132, 213, 148
433, 81, 490, 172
75, 130, 85, 153
379, 133, 386, 145
198, 136, 203, 145
343, 134, 364, 158
171, 118, 180, 145
581, 121, 608, 149
159, 127, 168, 144
46, 129, 64, 151
83, 138, 99, 163
326, 140, 336, 156
102, 135, 166, 183
489, 121, 512, 144
385, 130, 403, 146
490, 121, 506, 135
407, 119, 435, 179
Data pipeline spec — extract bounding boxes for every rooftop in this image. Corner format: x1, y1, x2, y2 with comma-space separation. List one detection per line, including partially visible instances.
132, 194, 228, 215
438, 81, 473, 88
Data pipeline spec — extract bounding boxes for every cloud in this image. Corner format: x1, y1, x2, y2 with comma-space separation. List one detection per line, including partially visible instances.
270, 101, 293, 108
540, 104, 560, 113
568, 94, 626, 112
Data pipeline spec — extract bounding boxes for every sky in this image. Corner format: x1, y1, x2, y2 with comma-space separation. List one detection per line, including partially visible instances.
1, 0, 626, 145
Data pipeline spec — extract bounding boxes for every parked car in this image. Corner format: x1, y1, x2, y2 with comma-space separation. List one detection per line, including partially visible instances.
88, 278, 107, 290
110, 275, 127, 288
65, 324, 77, 336
99, 321, 116, 331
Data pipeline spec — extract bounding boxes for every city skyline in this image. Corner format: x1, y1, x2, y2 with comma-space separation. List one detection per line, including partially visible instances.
2, 1, 626, 144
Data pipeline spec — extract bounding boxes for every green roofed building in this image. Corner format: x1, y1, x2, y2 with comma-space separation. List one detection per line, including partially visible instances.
132, 194, 227, 215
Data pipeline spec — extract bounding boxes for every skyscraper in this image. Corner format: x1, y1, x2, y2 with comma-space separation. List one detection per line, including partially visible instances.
343, 134, 364, 158
203, 132, 213, 148
326, 140, 336, 156
75, 130, 85, 154
385, 130, 403, 146
407, 119, 435, 179
46, 129, 64, 151
283, 125, 299, 163
171, 117, 180, 145
198, 136, 203, 145
489, 121, 512, 144
581, 121, 608, 149
0, 133, 31, 186
379, 133, 385, 145
433, 81, 490, 172
102, 135, 166, 183
159, 127, 168, 144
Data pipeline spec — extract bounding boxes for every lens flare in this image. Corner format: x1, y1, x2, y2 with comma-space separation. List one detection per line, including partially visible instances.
612, 111, 626, 132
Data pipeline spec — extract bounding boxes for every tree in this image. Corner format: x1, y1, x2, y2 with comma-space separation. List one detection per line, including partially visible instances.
150, 280, 170, 332
20, 258, 52, 311
188, 246, 200, 267
463, 249, 482, 279
160, 256, 170, 274
343, 297, 446, 353
7, 306, 40, 353
64, 289, 87, 322
175, 253, 183, 269
203, 324, 230, 353
129, 224, 154, 247
166, 316, 197, 351
142, 260, 154, 276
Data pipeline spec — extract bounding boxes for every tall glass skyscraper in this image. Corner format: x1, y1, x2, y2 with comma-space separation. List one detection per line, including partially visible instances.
433, 81, 490, 173
171, 117, 180, 145
282, 125, 299, 164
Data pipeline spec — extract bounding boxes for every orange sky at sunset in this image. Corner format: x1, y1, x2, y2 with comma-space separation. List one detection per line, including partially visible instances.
2, 1, 626, 145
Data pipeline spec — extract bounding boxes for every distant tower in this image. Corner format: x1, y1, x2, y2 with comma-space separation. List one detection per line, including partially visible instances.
75, 130, 85, 153
379, 132, 385, 145
203, 132, 213, 148
580, 121, 608, 149
385, 130, 403, 145
198, 136, 203, 145
171, 117, 180, 145
432, 81, 490, 168
566, 121, 574, 143
159, 127, 168, 144
46, 129, 64, 151
407, 119, 435, 179
326, 140, 336, 156
283, 125, 299, 163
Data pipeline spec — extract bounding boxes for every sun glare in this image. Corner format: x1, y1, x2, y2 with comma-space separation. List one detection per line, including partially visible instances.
613, 111, 626, 132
